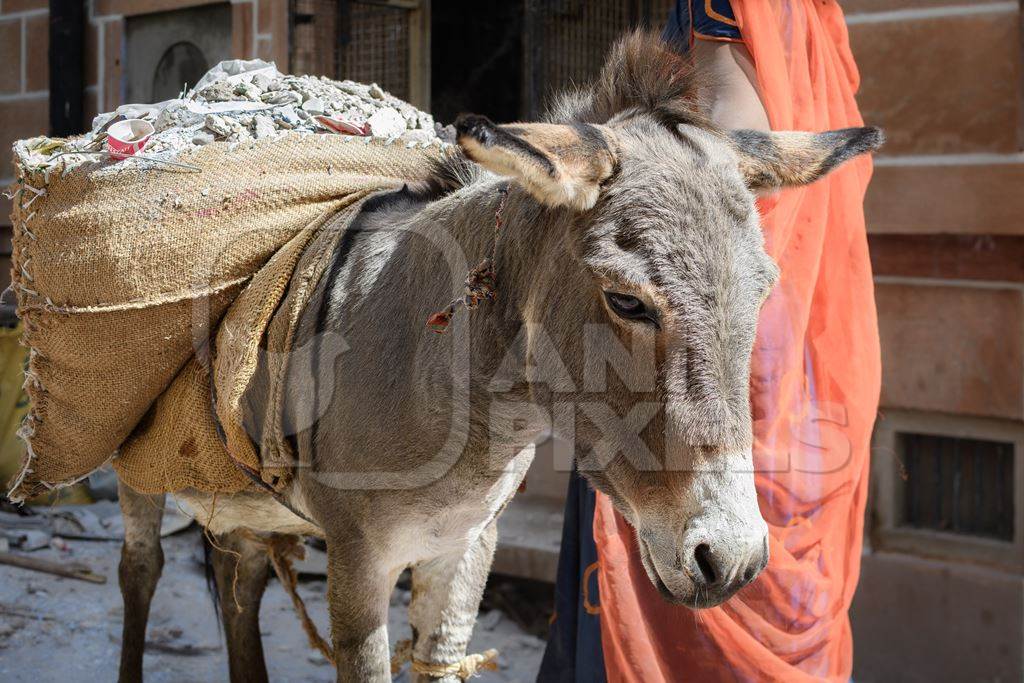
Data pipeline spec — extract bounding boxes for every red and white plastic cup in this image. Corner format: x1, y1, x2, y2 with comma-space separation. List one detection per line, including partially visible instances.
106, 119, 155, 159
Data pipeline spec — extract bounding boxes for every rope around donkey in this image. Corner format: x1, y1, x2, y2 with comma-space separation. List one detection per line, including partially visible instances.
426, 183, 510, 333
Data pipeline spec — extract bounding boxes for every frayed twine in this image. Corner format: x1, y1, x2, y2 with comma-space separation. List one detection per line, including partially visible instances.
425, 258, 498, 333
5, 424, 37, 503
234, 529, 335, 666
20, 186, 46, 210
22, 367, 43, 392
427, 183, 510, 334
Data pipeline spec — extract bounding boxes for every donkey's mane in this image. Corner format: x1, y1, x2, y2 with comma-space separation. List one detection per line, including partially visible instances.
546, 30, 710, 129
429, 30, 710, 193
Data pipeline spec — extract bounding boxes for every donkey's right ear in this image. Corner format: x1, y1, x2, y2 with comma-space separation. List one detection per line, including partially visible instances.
729, 126, 884, 193
455, 114, 618, 211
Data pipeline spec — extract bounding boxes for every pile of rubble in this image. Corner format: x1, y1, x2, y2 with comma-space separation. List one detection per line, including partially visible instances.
175, 60, 439, 145
13, 59, 445, 176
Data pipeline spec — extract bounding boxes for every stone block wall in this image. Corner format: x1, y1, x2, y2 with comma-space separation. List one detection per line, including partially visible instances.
846, 2, 1024, 680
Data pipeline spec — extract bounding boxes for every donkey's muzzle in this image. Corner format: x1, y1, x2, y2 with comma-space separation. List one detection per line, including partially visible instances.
639, 524, 769, 609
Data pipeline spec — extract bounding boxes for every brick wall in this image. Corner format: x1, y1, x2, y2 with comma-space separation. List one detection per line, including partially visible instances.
0, 0, 49, 260
0, 0, 289, 289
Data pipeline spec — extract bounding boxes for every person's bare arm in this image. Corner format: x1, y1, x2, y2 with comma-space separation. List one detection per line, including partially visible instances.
692, 40, 770, 131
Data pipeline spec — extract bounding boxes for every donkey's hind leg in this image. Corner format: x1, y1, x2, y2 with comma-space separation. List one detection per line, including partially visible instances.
210, 529, 271, 683
117, 479, 166, 683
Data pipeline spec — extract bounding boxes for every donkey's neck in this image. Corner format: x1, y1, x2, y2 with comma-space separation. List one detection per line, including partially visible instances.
297, 177, 560, 479
405, 178, 560, 443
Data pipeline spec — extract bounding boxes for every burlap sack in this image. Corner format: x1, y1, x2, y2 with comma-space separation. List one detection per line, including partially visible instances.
113, 199, 369, 494
7, 134, 448, 501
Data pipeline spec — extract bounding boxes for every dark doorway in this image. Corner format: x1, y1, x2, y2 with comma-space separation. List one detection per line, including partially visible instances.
125, 3, 232, 104
152, 42, 209, 103
431, 2, 523, 125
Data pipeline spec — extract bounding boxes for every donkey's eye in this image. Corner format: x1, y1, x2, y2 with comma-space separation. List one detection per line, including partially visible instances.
604, 291, 660, 329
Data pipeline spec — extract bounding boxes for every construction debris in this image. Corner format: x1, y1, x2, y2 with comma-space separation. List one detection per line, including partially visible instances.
0, 501, 193, 547
13, 58, 442, 177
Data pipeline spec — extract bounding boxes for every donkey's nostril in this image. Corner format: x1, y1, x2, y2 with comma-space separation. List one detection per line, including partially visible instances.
694, 543, 717, 585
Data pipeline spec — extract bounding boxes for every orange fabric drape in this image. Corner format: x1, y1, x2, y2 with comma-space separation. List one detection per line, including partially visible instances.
593, 2, 880, 681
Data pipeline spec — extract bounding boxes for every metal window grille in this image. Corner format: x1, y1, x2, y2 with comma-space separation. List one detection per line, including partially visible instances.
899, 432, 1015, 541
289, 0, 420, 102
339, 2, 410, 99
521, 0, 676, 118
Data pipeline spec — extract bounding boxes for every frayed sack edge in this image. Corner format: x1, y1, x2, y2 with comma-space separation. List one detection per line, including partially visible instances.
5, 174, 46, 504
4, 173, 125, 503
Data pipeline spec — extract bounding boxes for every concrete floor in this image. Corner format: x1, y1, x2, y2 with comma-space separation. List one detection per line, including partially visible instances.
0, 528, 546, 682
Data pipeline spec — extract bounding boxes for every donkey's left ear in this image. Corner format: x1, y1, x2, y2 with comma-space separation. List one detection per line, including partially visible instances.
729, 127, 884, 193
455, 114, 618, 211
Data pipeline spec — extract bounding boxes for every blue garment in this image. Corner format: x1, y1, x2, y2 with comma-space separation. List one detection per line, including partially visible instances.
537, 468, 606, 683
663, 0, 741, 51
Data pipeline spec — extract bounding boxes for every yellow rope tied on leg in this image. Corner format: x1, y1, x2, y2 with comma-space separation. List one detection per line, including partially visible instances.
238, 531, 499, 678
391, 638, 499, 679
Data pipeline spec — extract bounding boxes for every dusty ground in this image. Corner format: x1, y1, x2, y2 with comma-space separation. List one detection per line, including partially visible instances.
0, 528, 547, 682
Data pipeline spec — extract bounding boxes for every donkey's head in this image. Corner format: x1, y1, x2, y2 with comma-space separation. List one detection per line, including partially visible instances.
455, 32, 882, 608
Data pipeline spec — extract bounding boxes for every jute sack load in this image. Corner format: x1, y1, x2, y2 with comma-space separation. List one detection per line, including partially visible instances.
7, 134, 449, 501
113, 198, 370, 495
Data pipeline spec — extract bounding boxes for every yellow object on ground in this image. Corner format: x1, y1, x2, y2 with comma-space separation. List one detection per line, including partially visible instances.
0, 325, 91, 504
0, 325, 29, 487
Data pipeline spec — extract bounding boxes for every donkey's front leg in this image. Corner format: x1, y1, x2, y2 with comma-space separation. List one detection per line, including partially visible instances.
408, 522, 498, 683
117, 479, 166, 683
326, 540, 395, 682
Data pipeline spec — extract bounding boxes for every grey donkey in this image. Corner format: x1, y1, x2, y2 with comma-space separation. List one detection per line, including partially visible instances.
115, 31, 883, 683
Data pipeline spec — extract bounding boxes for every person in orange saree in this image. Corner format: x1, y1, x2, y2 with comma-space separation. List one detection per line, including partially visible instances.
540, 2, 880, 681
